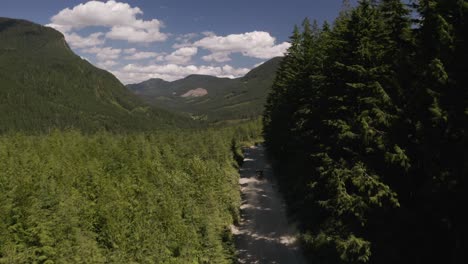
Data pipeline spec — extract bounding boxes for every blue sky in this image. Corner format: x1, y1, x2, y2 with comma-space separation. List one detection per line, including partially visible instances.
1, 0, 354, 84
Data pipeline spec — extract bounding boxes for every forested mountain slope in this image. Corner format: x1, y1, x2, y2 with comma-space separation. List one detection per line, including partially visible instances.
0, 16, 268, 263
263, 0, 468, 263
127, 57, 282, 121
0, 17, 187, 132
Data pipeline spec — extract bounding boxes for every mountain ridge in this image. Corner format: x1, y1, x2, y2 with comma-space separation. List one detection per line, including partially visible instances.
127, 57, 282, 121
0, 17, 189, 132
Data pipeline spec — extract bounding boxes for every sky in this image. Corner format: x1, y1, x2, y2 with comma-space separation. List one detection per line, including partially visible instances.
1, 0, 354, 84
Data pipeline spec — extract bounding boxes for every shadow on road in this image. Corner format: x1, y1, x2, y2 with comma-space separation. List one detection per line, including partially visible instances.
234, 145, 307, 264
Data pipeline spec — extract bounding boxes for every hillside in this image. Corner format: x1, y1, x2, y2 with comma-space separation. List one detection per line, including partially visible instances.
127, 57, 282, 121
0, 16, 265, 263
0, 18, 186, 132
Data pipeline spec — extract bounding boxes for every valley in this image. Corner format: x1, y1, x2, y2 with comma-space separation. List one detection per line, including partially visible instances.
0, 17, 264, 263
1, 0, 467, 263
127, 57, 281, 122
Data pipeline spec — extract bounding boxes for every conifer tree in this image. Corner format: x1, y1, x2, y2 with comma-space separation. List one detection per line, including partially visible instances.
264, 0, 467, 262
404, 0, 468, 262
263, 25, 303, 158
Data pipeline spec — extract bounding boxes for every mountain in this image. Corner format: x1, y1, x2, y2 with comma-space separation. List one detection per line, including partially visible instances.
0, 18, 187, 132
127, 57, 282, 121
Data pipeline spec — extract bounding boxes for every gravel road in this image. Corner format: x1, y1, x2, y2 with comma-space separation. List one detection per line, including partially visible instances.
233, 145, 307, 264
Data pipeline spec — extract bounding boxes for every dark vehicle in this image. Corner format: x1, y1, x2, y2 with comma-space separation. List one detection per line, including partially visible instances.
256, 170, 264, 179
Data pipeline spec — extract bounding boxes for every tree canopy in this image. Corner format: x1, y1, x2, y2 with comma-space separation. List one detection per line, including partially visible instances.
263, 0, 468, 263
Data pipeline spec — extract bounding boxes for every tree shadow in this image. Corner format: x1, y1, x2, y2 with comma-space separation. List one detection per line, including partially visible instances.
235, 145, 307, 263
235, 230, 304, 264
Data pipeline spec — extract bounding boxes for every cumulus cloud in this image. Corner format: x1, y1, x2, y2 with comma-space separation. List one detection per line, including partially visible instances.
47, 0, 167, 43
64, 32, 105, 49
202, 52, 232, 62
106, 25, 166, 43
175, 33, 198, 42
46, 1, 288, 84
193, 31, 290, 61
123, 48, 137, 54
201, 31, 216, 37
113, 63, 251, 84
164, 47, 198, 64
173, 33, 199, 49
82, 46, 122, 61
97, 60, 118, 68
124, 51, 159, 60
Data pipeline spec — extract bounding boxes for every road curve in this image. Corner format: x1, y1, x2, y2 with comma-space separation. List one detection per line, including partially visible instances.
233, 145, 307, 264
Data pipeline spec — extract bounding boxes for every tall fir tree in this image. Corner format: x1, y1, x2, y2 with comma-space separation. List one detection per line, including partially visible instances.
264, 0, 467, 263
405, 0, 468, 262
263, 25, 303, 159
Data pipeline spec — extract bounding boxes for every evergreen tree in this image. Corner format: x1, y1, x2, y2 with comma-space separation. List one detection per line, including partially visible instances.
403, 0, 468, 262
263, 25, 303, 158
263, 0, 466, 263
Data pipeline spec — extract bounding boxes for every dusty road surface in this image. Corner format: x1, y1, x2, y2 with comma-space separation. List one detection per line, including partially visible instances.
233, 145, 307, 264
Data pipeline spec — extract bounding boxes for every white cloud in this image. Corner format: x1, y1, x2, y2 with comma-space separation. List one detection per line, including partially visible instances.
123, 48, 137, 54
46, 1, 287, 84
47, 0, 167, 43
80, 56, 91, 62
156, 55, 166, 62
113, 63, 250, 84
164, 47, 198, 64
124, 51, 159, 60
175, 33, 199, 42
82, 46, 122, 61
202, 52, 231, 62
201, 31, 216, 37
254, 61, 265, 68
97, 60, 118, 68
218, 65, 251, 78
106, 25, 166, 43
194, 31, 290, 60
173, 33, 199, 48
64, 32, 105, 48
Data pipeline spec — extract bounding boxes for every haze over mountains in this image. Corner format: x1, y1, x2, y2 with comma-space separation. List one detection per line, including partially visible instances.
127, 57, 282, 121
0, 17, 190, 132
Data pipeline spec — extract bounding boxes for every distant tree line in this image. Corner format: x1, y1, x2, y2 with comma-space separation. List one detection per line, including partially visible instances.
263, 0, 467, 263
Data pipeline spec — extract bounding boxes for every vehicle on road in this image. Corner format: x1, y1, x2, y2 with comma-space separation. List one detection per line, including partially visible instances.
255, 169, 264, 179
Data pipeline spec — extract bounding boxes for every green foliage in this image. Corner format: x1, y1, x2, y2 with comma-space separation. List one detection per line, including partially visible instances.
0, 17, 266, 263
263, 0, 467, 263
0, 18, 191, 133
0, 121, 262, 263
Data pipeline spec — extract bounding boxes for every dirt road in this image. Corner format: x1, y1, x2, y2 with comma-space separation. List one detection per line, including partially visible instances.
233, 145, 307, 264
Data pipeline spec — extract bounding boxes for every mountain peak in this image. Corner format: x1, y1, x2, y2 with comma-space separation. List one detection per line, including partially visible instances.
127, 57, 282, 121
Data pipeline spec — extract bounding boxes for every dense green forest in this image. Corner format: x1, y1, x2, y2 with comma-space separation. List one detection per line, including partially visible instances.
127, 57, 282, 122
0, 16, 268, 263
2, 0, 467, 262
0, 121, 262, 263
264, 0, 467, 263
0, 18, 187, 133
